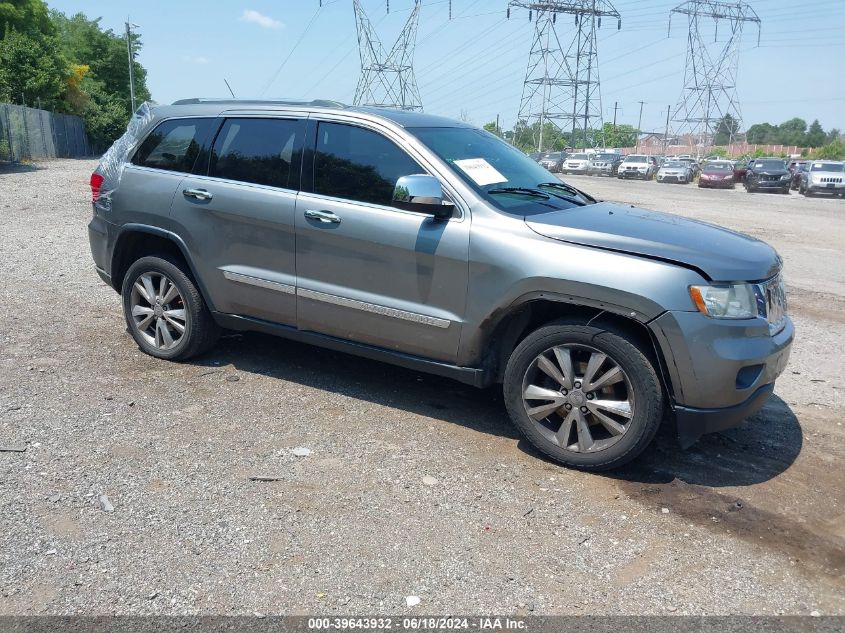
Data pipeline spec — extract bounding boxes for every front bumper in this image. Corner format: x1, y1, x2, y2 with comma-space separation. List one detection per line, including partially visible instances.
650, 311, 794, 445
658, 174, 687, 183
674, 383, 774, 448
619, 169, 648, 179
750, 178, 790, 189
807, 182, 845, 194
699, 177, 734, 187
562, 165, 589, 174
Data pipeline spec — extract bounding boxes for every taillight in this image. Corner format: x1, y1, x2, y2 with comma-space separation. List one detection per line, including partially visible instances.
90, 172, 104, 202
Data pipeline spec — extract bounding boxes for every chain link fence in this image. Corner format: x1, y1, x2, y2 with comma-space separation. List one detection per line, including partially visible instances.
0, 103, 90, 162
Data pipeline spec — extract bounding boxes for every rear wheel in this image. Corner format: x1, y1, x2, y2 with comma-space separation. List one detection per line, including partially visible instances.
121, 255, 219, 361
504, 322, 664, 471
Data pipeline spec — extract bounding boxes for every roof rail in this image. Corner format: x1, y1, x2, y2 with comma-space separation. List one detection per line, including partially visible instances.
171, 98, 348, 108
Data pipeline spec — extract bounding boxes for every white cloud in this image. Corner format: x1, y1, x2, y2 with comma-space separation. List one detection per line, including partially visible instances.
240, 9, 283, 29
182, 55, 210, 64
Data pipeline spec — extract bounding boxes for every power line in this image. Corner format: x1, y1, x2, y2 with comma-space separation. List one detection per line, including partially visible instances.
260, 7, 324, 97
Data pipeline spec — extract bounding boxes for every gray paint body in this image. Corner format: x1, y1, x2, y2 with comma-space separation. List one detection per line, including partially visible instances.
88, 100, 793, 426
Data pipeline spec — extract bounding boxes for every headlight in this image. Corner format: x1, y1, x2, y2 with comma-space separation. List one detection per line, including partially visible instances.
689, 283, 759, 319
780, 174, 790, 180
723, 174, 733, 179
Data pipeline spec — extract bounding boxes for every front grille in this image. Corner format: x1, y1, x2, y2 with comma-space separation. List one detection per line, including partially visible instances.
761, 175, 781, 182
761, 274, 787, 331
820, 176, 843, 183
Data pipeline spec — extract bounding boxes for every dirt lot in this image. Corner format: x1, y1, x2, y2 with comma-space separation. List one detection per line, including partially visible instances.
1, 160, 843, 616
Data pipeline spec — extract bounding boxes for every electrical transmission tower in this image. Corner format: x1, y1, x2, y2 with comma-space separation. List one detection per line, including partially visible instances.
352, 0, 423, 111
508, 1, 621, 152
669, 0, 760, 151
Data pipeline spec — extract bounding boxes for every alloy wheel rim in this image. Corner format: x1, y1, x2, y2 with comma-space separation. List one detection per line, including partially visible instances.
521, 344, 635, 453
129, 272, 187, 351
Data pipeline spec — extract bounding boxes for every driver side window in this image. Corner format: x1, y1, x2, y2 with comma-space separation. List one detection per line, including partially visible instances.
313, 122, 425, 207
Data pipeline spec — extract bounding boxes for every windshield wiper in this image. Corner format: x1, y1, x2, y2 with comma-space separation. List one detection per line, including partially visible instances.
536, 182, 594, 205
487, 187, 551, 200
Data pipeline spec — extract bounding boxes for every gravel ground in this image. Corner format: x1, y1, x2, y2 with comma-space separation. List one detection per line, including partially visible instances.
0, 160, 843, 616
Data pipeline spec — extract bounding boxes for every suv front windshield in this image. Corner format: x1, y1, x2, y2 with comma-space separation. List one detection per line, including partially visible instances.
810, 162, 845, 172
624, 155, 647, 163
755, 159, 786, 170
409, 126, 594, 214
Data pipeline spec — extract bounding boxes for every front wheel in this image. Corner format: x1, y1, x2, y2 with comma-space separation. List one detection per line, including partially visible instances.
504, 322, 664, 471
121, 255, 220, 361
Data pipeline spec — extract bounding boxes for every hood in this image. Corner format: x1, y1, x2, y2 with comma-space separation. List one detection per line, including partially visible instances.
752, 168, 789, 176
525, 202, 780, 281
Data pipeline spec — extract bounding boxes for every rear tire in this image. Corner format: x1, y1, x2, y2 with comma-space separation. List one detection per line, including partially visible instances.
121, 255, 219, 361
503, 321, 664, 471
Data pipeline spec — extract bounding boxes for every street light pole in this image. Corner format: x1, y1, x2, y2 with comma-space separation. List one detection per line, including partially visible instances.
125, 21, 139, 113
635, 100, 645, 153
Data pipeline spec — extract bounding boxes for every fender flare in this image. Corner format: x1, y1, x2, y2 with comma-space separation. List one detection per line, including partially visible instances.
112, 224, 217, 312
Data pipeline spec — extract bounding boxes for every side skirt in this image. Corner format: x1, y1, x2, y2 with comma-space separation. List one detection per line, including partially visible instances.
212, 312, 490, 388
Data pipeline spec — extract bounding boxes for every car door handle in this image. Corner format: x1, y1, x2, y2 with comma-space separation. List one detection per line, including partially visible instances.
304, 209, 341, 224
183, 188, 213, 201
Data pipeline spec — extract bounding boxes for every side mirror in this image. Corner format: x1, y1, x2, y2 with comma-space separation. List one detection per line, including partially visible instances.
393, 175, 455, 220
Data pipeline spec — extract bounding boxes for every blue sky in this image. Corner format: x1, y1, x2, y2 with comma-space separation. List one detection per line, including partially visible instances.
46, 0, 845, 133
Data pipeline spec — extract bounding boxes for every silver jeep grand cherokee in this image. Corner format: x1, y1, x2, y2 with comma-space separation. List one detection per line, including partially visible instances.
88, 99, 794, 471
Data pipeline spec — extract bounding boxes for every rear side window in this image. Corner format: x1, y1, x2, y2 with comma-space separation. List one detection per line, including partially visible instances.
132, 118, 215, 173
314, 122, 424, 206
210, 118, 302, 189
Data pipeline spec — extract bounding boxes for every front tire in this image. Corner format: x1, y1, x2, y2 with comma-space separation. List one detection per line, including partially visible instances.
121, 255, 220, 361
503, 322, 664, 471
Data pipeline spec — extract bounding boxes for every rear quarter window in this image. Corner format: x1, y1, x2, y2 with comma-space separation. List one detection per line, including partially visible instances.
132, 118, 216, 173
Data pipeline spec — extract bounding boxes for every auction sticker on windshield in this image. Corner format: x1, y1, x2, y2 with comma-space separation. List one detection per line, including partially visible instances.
454, 158, 507, 186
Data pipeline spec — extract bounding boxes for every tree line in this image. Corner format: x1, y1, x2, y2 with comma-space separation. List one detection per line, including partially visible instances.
0, 0, 151, 149
485, 113, 844, 160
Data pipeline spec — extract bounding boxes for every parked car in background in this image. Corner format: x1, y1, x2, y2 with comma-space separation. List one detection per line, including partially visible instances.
88, 98, 794, 471
787, 159, 808, 177
790, 162, 808, 190
745, 158, 791, 194
677, 157, 701, 178
799, 161, 845, 197
698, 161, 736, 189
528, 152, 543, 162
539, 151, 567, 172
618, 154, 658, 180
733, 159, 750, 182
588, 153, 623, 176
656, 160, 692, 184
561, 152, 592, 175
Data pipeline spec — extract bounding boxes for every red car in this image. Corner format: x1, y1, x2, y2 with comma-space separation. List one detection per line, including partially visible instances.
733, 159, 749, 182
698, 161, 736, 188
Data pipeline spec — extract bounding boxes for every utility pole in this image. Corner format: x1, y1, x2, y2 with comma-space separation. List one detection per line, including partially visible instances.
613, 101, 619, 129
508, 1, 622, 153
125, 21, 140, 113
635, 100, 644, 152
663, 104, 671, 154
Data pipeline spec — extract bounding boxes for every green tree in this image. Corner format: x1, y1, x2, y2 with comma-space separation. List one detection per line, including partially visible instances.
51, 11, 151, 111
599, 122, 637, 148
0, 28, 66, 107
0, 0, 54, 37
805, 119, 827, 147
746, 122, 777, 144
777, 117, 808, 146
713, 113, 740, 145
814, 139, 845, 160
483, 121, 503, 138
